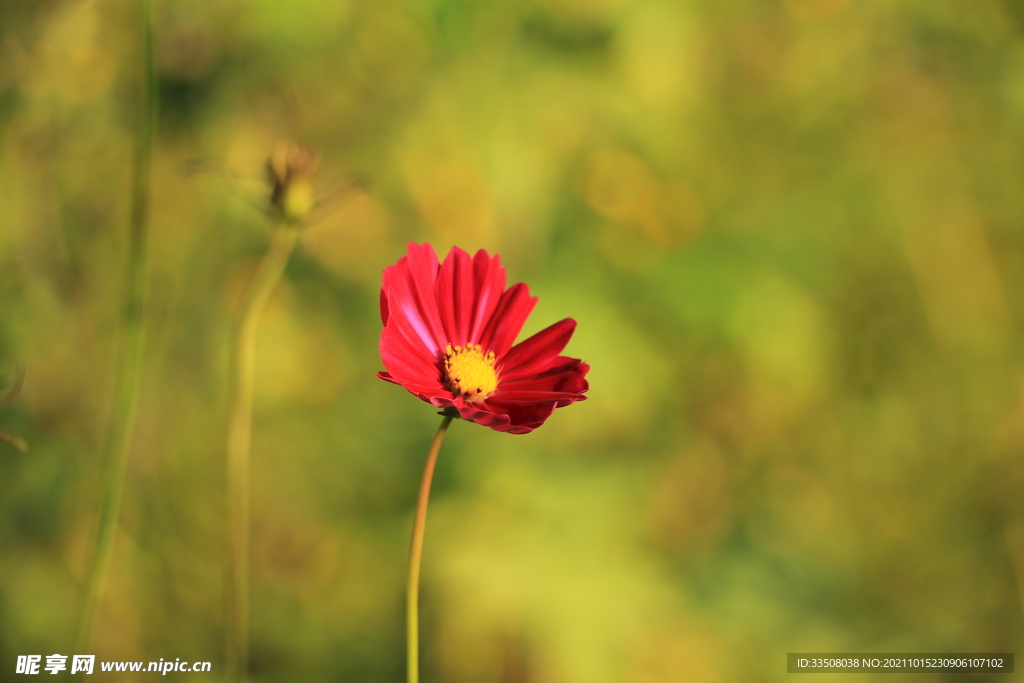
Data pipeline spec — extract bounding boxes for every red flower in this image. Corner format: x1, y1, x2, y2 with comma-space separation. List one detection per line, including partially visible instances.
378, 243, 589, 434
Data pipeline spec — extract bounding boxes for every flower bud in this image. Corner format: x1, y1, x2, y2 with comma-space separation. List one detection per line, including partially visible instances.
266, 142, 320, 224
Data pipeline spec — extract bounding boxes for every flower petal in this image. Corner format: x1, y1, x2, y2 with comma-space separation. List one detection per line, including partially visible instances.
379, 326, 444, 389
383, 243, 446, 356
468, 249, 507, 343
496, 358, 589, 404
435, 246, 475, 347
492, 390, 586, 404
377, 371, 446, 398
500, 318, 577, 380
450, 396, 514, 431
432, 246, 513, 350
380, 288, 390, 326
478, 283, 537, 358
481, 398, 558, 434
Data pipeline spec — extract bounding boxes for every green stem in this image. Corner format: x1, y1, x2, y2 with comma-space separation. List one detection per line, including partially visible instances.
72, 0, 156, 656
407, 415, 454, 683
225, 225, 299, 683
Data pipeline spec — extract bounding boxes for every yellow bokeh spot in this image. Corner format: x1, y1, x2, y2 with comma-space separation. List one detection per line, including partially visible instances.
444, 344, 499, 401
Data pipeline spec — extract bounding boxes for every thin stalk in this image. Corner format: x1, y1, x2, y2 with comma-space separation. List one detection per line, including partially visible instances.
0, 366, 28, 453
72, 0, 157, 656
407, 415, 455, 683
225, 224, 300, 683
0, 426, 28, 453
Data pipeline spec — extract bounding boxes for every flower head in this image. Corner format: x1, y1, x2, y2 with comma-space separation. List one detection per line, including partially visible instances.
378, 243, 589, 434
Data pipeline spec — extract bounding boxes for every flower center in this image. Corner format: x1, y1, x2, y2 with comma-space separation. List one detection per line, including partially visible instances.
444, 343, 499, 401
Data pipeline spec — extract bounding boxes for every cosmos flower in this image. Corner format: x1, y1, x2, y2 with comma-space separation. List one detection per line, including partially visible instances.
378, 243, 589, 434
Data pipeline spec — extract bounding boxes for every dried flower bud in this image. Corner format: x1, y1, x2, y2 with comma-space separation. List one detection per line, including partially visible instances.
266, 142, 321, 224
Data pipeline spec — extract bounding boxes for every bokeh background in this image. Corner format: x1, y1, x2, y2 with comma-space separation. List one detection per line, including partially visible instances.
3, 0, 1024, 681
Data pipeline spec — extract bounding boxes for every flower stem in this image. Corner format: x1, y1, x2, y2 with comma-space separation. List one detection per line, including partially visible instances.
72, 0, 156, 656
225, 224, 299, 683
407, 414, 454, 683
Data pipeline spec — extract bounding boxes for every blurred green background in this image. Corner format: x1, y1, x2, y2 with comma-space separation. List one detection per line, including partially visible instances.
3, 0, 1024, 681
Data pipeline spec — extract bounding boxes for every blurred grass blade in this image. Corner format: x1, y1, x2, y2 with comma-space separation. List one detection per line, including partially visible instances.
0, 364, 25, 410
72, 0, 157, 657
0, 365, 28, 452
0, 427, 28, 453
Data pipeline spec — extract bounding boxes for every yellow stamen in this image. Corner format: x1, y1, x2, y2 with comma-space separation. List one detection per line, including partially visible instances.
444, 343, 499, 401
